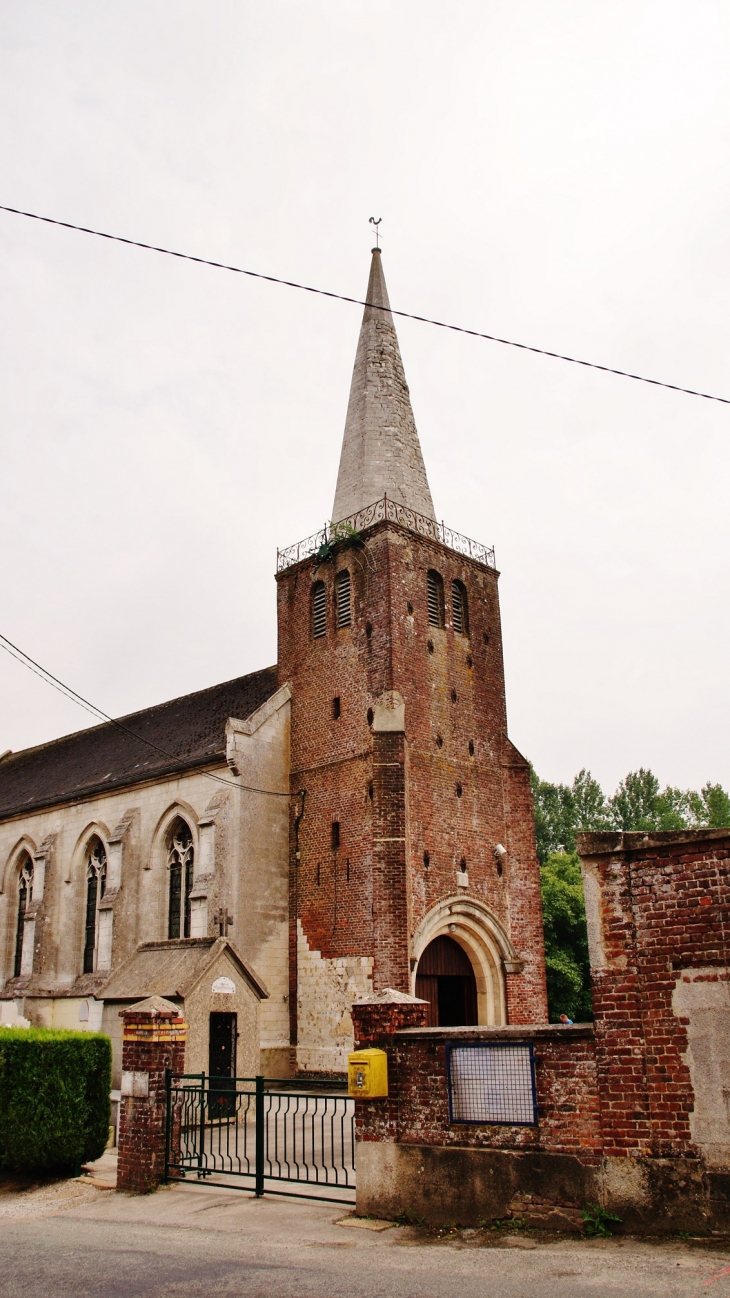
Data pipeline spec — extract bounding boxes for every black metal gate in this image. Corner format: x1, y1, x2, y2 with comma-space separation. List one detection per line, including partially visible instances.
164, 1073, 355, 1204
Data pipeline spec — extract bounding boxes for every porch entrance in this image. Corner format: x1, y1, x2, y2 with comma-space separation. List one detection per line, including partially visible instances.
209, 1012, 237, 1117
415, 934, 478, 1027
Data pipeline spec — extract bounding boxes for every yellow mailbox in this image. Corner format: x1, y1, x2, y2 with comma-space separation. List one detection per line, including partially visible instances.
348, 1048, 388, 1098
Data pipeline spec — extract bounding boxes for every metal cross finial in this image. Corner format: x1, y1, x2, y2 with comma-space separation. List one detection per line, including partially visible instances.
369, 216, 382, 248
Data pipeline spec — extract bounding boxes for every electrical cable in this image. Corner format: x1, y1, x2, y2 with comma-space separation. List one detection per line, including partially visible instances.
1, 202, 727, 406
0, 638, 103, 722
0, 632, 291, 798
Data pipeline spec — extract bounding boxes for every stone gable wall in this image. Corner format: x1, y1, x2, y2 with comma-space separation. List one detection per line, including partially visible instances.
0, 693, 291, 1079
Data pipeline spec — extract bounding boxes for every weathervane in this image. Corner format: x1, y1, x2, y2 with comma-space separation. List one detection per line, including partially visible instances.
369, 216, 382, 248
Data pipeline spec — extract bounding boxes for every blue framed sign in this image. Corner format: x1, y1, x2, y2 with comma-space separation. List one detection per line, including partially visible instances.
446, 1042, 538, 1126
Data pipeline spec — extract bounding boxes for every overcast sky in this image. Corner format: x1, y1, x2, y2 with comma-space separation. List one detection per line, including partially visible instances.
0, 2, 728, 798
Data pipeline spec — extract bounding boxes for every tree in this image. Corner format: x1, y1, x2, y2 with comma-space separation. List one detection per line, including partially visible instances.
608, 767, 661, 831
606, 769, 730, 832
572, 768, 612, 832
531, 766, 610, 864
701, 783, 730, 828
655, 785, 703, 830
531, 769, 576, 864
540, 851, 592, 1022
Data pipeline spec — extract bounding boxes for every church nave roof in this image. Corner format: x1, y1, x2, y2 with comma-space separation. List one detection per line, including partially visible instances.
0, 665, 278, 820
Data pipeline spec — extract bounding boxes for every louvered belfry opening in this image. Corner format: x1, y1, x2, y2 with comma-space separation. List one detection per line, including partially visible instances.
427, 569, 445, 628
415, 934, 478, 1027
335, 569, 351, 628
452, 580, 469, 636
312, 580, 327, 638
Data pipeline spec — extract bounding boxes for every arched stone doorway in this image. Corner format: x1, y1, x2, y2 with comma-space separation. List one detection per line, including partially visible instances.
411, 896, 520, 1026
415, 935, 478, 1027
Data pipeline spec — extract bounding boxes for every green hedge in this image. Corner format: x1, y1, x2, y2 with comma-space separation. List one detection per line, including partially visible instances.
0, 1028, 111, 1173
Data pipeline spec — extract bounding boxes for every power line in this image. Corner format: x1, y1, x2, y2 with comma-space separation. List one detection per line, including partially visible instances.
1, 202, 727, 406
0, 638, 102, 722
0, 633, 291, 798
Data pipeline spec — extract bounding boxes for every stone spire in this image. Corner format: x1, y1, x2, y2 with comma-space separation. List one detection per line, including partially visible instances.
332, 248, 436, 523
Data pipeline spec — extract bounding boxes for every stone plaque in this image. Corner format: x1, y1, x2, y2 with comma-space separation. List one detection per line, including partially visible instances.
212, 976, 235, 995
121, 1070, 149, 1098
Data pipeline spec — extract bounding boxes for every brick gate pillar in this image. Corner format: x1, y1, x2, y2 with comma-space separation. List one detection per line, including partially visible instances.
117, 995, 187, 1193
351, 989, 428, 1143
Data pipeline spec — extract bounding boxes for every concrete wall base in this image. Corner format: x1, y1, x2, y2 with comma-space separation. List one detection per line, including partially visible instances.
355, 1143, 730, 1234
355, 1142, 598, 1228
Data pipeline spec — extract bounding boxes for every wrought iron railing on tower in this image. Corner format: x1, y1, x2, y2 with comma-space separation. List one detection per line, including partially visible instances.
276, 496, 496, 572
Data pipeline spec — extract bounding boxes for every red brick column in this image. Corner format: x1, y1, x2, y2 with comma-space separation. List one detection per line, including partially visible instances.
578, 829, 730, 1160
584, 845, 653, 1157
372, 725, 410, 993
502, 739, 549, 1023
352, 991, 428, 1142
117, 996, 187, 1193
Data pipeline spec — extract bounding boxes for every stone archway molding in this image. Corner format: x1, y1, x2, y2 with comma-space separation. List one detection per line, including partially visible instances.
410, 896, 522, 1026
0, 835, 37, 896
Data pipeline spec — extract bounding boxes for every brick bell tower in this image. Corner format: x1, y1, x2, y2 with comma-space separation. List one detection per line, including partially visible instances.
277, 248, 547, 1073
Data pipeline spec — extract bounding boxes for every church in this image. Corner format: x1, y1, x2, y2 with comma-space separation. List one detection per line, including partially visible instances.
0, 248, 547, 1085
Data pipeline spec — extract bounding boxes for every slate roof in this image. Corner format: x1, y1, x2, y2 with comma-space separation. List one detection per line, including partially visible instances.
99, 938, 268, 1002
0, 666, 278, 821
331, 247, 436, 524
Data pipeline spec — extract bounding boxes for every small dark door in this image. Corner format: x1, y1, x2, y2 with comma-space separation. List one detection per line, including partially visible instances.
415, 935, 478, 1027
208, 1012, 237, 1117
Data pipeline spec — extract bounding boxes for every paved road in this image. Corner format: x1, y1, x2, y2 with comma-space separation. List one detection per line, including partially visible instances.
1, 1177, 730, 1298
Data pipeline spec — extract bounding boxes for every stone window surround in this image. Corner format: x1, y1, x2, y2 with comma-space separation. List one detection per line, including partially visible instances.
94, 810, 137, 973
153, 796, 228, 941
17, 834, 56, 980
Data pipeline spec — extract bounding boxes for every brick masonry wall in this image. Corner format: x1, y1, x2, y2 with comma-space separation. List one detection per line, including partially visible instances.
352, 999, 601, 1160
352, 834, 730, 1232
116, 1000, 186, 1193
351, 996, 429, 1143
277, 521, 548, 1061
579, 829, 730, 1161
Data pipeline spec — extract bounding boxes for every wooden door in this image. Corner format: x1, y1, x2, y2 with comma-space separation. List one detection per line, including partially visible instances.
415, 936, 478, 1027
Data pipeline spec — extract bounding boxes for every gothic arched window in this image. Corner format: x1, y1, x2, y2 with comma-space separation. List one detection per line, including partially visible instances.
451, 580, 469, 636
168, 819, 194, 940
13, 854, 33, 979
427, 570, 445, 628
312, 581, 327, 639
83, 838, 107, 974
335, 569, 351, 628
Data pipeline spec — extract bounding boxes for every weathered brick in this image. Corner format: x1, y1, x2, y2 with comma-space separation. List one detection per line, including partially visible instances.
116, 998, 186, 1193
277, 521, 548, 1069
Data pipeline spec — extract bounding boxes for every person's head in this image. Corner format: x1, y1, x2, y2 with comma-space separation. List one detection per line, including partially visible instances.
559, 1013, 570, 1023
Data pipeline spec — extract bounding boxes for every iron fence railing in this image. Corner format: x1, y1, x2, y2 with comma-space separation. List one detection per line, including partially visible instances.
165, 1073, 355, 1204
276, 495, 496, 572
